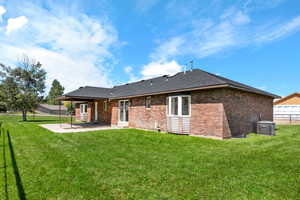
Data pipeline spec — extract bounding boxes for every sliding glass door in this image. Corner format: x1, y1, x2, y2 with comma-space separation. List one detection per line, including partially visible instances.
119, 100, 129, 123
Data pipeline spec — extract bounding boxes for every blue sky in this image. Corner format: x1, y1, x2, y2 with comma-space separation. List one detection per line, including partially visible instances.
0, 0, 299, 96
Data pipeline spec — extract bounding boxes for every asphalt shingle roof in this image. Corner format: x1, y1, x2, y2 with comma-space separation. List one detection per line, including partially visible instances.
63, 69, 279, 99
63, 86, 112, 99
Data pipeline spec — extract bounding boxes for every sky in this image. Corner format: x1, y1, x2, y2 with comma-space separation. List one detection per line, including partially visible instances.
0, 0, 299, 96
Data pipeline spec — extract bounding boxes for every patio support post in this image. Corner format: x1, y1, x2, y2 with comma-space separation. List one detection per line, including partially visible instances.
59, 101, 61, 128
70, 101, 73, 128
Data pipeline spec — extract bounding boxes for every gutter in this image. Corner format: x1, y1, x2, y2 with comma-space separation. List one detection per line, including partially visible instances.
56, 95, 108, 101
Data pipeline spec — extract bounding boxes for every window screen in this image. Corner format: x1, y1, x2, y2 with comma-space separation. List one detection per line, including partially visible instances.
182, 96, 189, 115
171, 97, 178, 115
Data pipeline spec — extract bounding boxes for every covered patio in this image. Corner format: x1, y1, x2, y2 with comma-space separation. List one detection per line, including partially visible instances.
55, 93, 112, 129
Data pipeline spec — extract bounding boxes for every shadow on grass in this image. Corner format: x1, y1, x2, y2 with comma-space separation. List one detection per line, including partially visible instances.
1, 126, 9, 200
7, 130, 27, 200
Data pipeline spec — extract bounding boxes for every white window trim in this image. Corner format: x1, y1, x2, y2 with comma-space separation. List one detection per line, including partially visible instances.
167, 95, 191, 117
80, 104, 88, 114
118, 99, 129, 124
94, 102, 98, 121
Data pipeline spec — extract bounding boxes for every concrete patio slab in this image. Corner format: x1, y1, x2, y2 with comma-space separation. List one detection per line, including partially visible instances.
40, 123, 121, 133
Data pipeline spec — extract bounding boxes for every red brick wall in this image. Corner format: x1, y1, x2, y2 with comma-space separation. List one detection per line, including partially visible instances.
75, 104, 80, 121
110, 100, 119, 125
221, 88, 273, 136
75, 100, 112, 123
87, 102, 93, 122
114, 88, 273, 138
97, 100, 111, 123
190, 102, 230, 138
128, 95, 168, 131
191, 88, 273, 137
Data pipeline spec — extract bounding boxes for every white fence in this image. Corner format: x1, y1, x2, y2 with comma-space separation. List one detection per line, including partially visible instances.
274, 105, 300, 124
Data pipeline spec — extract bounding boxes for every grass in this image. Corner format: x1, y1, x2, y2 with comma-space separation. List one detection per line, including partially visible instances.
0, 115, 299, 200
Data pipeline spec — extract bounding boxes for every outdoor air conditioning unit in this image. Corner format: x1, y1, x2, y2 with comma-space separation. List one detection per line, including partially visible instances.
257, 121, 276, 136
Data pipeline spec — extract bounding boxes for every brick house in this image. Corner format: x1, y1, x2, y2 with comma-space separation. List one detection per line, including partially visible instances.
58, 69, 279, 139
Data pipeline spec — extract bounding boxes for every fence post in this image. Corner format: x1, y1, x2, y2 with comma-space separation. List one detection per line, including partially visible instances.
290, 114, 292, 125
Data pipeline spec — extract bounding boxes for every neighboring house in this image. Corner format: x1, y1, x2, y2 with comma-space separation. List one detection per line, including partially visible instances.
36, 104, 67, 115
273, 93, 300, 118
58, 69, 279, 139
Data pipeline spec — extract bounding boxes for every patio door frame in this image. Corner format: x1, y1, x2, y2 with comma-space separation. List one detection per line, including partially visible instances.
118, 100, 129, 126
94, 101, 98, 121
80, 103, 88, 121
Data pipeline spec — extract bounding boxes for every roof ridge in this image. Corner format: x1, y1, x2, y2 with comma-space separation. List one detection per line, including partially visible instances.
191, 68, 228, 84
192, 68, 279, 97
84, 86, 112, 89
113, 72, 183, 88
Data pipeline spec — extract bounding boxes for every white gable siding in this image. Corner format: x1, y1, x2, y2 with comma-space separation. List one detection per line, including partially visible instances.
274, 105, 300, 120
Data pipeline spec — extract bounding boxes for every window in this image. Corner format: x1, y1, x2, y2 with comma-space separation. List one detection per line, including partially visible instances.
80, 104, 88, 114
104, 101, 108, 112
146, 96, 151, 109
167, 95, 191, 116
171, 97, 178, 115
182, 96, 189, 115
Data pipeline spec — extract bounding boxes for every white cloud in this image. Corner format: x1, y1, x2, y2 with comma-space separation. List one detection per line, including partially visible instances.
150, 36, 185, 62
6, 16, 28, 35
0, 6, 6, 22
0, 2, 119, 93
124, 66, 139, 82
243, 0, 286, 11
151, 19, 237, 60
255, 16, 300, 43
124, 66, 132, 73
143, 4, 300, 78
141, 60, 183, 79
233, 11, 251, 25
151, 6, 300, 61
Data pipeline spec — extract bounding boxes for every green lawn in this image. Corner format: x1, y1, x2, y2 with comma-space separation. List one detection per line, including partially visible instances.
0, 115, 299, 200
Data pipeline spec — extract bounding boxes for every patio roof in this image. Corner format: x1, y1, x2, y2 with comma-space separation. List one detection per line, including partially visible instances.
57, 95, 108, 101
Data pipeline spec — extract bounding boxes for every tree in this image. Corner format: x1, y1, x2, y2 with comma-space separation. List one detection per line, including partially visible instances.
0, 56, 46, 121
63, 101, 75, 115
47, 79, 64, 105
0, 76, 19, 112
